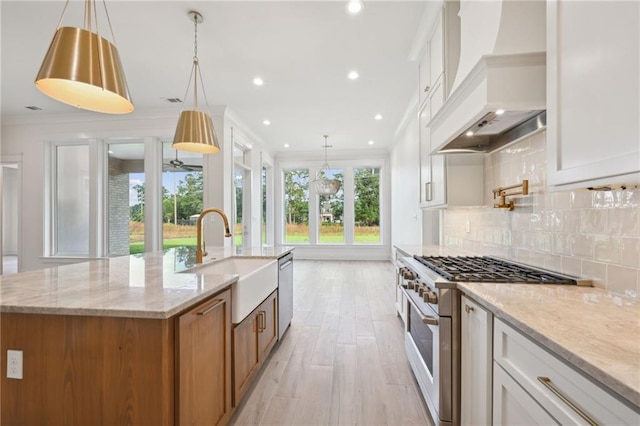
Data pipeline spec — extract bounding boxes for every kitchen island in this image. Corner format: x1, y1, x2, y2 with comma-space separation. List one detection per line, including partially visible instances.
0, 246, 292, 425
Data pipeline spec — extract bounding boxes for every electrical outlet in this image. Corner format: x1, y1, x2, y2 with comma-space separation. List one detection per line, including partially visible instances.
7, 350, 23, 379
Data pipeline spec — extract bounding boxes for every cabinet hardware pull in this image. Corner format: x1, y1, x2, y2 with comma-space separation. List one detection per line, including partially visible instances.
425, 182, 432, 202
257, 311, 265, 332
197, 299, 224, 316
537, 377, 598, 426
424, 85, 430, 93
465, 305, 475, 313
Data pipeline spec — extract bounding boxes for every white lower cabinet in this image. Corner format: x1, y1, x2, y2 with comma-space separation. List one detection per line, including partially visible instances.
460, 295, 492, 426
493, 318, 640, 425
492, 362, 557, 425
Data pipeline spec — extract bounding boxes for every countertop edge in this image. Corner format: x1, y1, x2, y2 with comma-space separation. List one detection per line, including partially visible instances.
458, 284, 640, 409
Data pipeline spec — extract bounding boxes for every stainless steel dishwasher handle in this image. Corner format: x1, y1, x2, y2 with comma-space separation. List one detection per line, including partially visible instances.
280, 260, 293, 270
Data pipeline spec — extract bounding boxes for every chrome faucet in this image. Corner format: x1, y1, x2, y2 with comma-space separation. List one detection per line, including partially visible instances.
196, 208, 232, 263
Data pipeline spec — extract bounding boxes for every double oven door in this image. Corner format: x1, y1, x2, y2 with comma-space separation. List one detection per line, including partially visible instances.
403, 289, 454, 425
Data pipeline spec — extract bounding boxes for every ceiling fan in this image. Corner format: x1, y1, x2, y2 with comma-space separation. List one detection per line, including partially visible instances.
163, 150, 203, 172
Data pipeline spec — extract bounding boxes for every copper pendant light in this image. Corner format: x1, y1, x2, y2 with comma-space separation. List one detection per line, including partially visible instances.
35, 0, 134, 114
172, 11, 220, 154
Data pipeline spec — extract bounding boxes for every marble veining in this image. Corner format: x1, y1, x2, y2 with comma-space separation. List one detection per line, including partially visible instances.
0, 246, 294, 319
460, 283, 640, 408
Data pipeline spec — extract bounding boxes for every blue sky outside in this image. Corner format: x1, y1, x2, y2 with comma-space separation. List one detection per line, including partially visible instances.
128, 171, 193, 206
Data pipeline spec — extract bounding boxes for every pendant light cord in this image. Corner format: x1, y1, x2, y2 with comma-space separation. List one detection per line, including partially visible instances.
193, 14, 199, 108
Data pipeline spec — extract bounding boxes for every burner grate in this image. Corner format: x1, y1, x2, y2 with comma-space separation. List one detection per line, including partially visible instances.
413, 256, 576, 285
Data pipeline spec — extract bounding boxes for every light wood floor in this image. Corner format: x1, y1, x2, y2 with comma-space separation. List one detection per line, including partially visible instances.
230, 260, 433, 426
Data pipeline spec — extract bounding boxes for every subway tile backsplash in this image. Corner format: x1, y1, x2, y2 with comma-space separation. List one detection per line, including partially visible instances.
443, 130, 640, 298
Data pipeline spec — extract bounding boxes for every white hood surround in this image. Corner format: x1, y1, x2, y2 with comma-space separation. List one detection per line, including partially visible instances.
430, 0, 547, 154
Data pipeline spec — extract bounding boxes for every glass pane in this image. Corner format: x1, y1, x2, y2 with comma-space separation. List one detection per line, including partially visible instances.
234, 170, 243, 248
108, 142, 145, 256
317, 168, 343, 243
283, 169, 309, 243
162, 143, 203, 251
354, 167, 381, 243
262, 166, 267, 245
56, 145, 89, 255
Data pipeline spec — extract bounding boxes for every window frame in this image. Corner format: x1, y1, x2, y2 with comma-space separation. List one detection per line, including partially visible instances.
279, 158, 385, 247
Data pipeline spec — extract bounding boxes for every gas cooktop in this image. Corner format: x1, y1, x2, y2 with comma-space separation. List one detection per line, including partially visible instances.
413, 255, 578, 285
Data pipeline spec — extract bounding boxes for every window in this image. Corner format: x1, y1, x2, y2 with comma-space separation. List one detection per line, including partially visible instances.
162, 142, 203, 251
318, 168, 344, 243
55, 144, 90, 255
281, 162, 384, 247
354, 167, 380, 243
233, 142, 251, 249
283, 169, 309, 243
108, 142, 145, 255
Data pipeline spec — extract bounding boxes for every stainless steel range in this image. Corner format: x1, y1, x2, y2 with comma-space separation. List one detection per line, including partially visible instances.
395, 255, 589, 426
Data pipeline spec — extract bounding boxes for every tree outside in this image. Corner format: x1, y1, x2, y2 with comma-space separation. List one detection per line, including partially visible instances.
129, 172, 203, 253
284, 169, 309, 243
354, 168, 380, 243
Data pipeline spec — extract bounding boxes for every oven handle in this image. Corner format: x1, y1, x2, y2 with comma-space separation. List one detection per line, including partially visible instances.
402, 288, 439, 326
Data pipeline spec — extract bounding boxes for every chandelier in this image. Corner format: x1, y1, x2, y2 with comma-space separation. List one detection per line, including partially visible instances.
312, 135, 341, 196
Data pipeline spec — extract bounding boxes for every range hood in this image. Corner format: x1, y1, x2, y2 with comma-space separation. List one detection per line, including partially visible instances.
429, 0, 546, 154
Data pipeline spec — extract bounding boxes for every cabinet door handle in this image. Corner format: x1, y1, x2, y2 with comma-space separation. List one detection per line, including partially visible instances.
424, 85, 431, 93
425, 182, 432, 202
464, 304, 475, 313
257, 311, 265, 332
197, 298, 225, 316
537, 377, 598, 426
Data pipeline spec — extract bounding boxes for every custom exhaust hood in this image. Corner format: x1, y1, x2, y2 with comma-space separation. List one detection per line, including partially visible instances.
429, 0, 546, 154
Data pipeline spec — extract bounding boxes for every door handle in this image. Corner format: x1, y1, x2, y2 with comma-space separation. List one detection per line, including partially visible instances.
196, 298, 224, 316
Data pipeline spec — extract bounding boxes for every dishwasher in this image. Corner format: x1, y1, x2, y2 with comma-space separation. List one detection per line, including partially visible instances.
278, 252, 294, 340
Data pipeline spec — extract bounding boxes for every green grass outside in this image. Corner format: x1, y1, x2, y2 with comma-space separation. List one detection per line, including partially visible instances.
129, 227, 379, 253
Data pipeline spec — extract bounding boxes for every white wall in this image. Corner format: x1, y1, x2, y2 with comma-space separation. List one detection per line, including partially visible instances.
390, 111, 422, 247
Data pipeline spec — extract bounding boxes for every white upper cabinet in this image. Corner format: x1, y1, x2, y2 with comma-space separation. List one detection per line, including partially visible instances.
547, 0, 640, 188
418, 0, 460, 114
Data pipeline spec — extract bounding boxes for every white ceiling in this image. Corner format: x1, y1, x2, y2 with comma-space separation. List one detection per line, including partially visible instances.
1, 1, 426, 154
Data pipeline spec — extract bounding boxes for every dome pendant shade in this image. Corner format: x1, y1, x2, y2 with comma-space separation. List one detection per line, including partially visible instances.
35, 27, 134, 114
172, 110, 220, 154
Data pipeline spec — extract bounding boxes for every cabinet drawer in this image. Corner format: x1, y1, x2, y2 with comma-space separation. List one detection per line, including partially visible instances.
494, 319, 639, 425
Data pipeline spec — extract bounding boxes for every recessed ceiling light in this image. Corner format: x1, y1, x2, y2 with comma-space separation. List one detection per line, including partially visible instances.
108, 150, 114, 154
284, 144, 290, 148
263, 119, 271, 126
466, 131, 474, 137
346, 0, 364, 15
348, 71, 359, 80
374, 114, 383, 120
495, 109, 505, 115
253, 77, 264, 86
368, 140, 374, 145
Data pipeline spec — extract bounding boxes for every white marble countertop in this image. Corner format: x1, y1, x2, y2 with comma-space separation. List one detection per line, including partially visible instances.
393, 245, 640, 408
459, 283, 640, 408
0, 246, 294, 319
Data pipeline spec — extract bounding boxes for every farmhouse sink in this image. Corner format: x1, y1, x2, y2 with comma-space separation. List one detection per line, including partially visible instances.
185, 257, 278, 323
